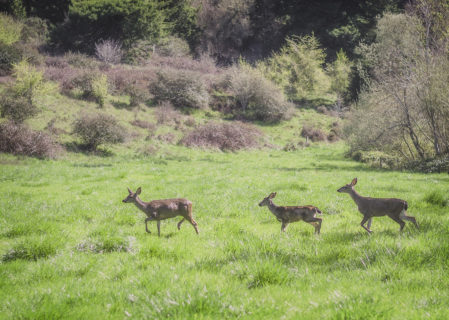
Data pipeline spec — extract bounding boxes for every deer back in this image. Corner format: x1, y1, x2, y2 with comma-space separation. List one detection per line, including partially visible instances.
148, 198, 192, 220
274, 205, 319, 222
358, 197, 407, 216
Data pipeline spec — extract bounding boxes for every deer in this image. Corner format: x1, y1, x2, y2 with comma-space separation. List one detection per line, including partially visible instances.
258, 192, 323, 234
122, 187, 199, 237
337, 178, 419, 233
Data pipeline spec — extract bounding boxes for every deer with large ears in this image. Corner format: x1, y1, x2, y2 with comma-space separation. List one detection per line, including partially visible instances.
337, 178, 419, 233
259, 192, 322, 234
122, 187, 199, 236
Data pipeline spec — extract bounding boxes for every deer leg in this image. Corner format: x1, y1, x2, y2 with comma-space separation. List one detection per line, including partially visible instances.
187, 217, 199, 234
367, 218, 372, 230
400, 211, 419, 229
360, 215, 373, 233
281, 221, 289, 232
388, 214, 406, 232
145, 218, 151, 233
157, 220, 161, 237
304, 217, 322, 234
177, 218, 185, 230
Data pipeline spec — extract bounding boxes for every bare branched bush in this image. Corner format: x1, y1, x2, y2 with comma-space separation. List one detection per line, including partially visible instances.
149, 69, 209, 109
180, 121, 263, 151
300, 125, 327, 142
95, 39, 122, 64
0, 121, 59, 158
154, 102, 184, 125
73, 113, 126, 150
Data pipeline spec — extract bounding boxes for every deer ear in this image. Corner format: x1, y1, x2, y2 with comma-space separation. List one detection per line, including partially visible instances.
351, 178, 357, 186
127, 187, 132, 194
136, 187, 142, 195
270, 192, 277, 198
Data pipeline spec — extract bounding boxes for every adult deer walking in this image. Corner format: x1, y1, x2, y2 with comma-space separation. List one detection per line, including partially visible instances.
259, 192, 322, 234
337, 178, 419, 233
122, 187, 199, 236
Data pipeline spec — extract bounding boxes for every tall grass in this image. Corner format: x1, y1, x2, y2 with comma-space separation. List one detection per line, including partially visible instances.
0, 146, 448, 319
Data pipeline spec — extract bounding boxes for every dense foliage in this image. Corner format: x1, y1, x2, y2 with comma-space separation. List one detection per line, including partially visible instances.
345, 1, 449, 167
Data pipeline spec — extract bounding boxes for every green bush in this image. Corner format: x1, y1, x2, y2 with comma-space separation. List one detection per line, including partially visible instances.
0, 91, 37, 123
257, 35, 334, 105
0, 42, 22, 76
150, 69, 209, 110
73, 113, 126, 150
0, 13, 22, 45
225, 64, 293, 123
71, 72, 109, 107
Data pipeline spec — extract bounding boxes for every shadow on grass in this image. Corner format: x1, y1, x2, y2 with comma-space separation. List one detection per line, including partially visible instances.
64, 142, 114, 157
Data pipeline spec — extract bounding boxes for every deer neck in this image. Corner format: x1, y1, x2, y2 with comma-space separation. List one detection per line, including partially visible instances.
348, 189, 365, 206
133, 196, 148, 212
267, 200, 282, 218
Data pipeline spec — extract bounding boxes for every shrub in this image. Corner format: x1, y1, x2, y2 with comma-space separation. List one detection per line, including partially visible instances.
125, 83, 149, 107
257, 35, 333, 104
0, 121, 59, 158
1, 61, 53, 122
71, 72, 109, 107
0, 91, 37, 123
0, 13, 22, 45
73, 113, 126, 150
64, 52, 99, 69
156, 36, 191, 57
0, 42, 22, 76
300, 125, 327, 142
226, 64, 292, 123
11, 60, 53, 102
180, 121, 263, 151
123, 39, 154, 65
154, 102, 183, 125
150, 69, 209, 109
95, 39, 122, 64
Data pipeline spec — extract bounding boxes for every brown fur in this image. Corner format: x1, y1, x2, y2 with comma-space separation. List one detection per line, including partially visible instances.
337, 178, 419, 233
123, 187, 199, 236
259, 192, 322, 234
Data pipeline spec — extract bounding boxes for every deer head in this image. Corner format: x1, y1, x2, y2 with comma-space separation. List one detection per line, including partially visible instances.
122, 187, 142, 203
259, 192, 277, 206
337, 178, 357, 193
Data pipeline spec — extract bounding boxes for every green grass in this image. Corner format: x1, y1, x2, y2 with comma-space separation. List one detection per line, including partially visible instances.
1, 144, 448, 319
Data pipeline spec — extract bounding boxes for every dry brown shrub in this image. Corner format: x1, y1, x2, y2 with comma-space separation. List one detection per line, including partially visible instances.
154, 102, 183, 125
0, 121, 59, 158
180, 121, 263, 151
156, 132, 177, 144
300, 125, 327, 142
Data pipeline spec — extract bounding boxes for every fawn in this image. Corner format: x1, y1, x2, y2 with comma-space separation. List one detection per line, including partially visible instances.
259, 192, 322, 234
122, 187, 199, 236
337, 178, 419, 233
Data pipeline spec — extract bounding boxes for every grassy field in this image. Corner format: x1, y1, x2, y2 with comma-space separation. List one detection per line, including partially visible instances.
1, 143, 448, 319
